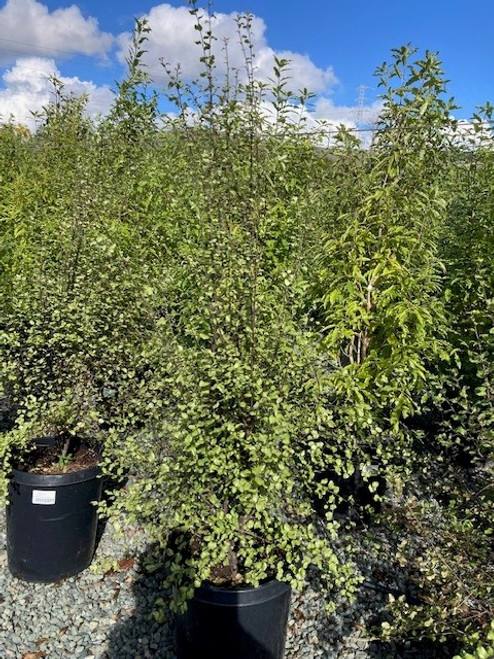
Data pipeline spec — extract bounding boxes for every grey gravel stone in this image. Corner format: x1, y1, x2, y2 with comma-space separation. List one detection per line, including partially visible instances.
0, 503, 429, 658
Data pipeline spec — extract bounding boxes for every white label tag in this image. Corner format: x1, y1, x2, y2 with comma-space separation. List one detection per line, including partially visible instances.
32, 490, 56, 505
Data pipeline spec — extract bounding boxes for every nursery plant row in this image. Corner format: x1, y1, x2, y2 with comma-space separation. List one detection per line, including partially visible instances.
0, 15, 493, 659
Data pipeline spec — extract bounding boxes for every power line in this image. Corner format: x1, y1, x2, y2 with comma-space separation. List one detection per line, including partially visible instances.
0, 36, 109, 59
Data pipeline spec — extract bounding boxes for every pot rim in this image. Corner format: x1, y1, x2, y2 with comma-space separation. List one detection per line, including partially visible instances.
10, 436, 101, 487
193, 578, 291, 607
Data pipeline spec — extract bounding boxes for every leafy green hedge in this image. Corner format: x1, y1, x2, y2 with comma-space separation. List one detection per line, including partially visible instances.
0, 12, 492, 651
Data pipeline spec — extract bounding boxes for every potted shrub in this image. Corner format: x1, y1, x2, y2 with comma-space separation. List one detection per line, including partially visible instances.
101, 11, 359, 657
0, 285, 108, 581
104, 185, 358, 656
0, 84, 156, 582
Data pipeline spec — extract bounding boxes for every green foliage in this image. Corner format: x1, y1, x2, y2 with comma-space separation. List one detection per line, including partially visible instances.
453, 620, 494, 659
0, 75, 158, 496
107, 18, 158, 143
434, 104, 494, 463
314, 47, 455, 493
380, 101, 494, 656
0, 9, 492, 651
379, 467, 493, 646
100, 6, 359, 612
312, 45, 493, 653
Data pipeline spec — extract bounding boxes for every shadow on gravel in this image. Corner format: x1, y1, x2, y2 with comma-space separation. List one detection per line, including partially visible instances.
105, 543, 177, 659
94, 476, 129, 556
289, 500, 465, 659
298, 569, 462, 659
362, 592, 463, 659
105, 542, 284, 659
287, 567, 389, 658
105, 522, 464, 659
366, 637, 461, 659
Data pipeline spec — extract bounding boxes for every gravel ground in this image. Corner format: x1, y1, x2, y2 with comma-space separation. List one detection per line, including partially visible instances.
0, 501, 441, 659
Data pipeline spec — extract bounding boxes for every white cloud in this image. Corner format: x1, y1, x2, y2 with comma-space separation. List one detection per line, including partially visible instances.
0, 0, 114, 65
253, 94, 382, 135
0, 2, 382, 141
116, 4, 337, 94
313, 97, 382, 126
446, 116, 494, 148
115, 3, 383, 144
0, 57, 114, 129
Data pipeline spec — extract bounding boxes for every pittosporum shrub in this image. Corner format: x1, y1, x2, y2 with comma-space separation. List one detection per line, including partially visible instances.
0, 80, 159, 495
100, 8, 360, 612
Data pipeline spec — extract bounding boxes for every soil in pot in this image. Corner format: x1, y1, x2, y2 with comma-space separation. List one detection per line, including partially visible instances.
12, 436, 99, 474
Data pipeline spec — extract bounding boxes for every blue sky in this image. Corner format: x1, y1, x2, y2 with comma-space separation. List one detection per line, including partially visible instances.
0, 0, 492, 130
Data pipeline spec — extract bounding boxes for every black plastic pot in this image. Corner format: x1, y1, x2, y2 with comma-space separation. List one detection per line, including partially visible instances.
6, 437, 103, 582
176, 579, 291, 659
